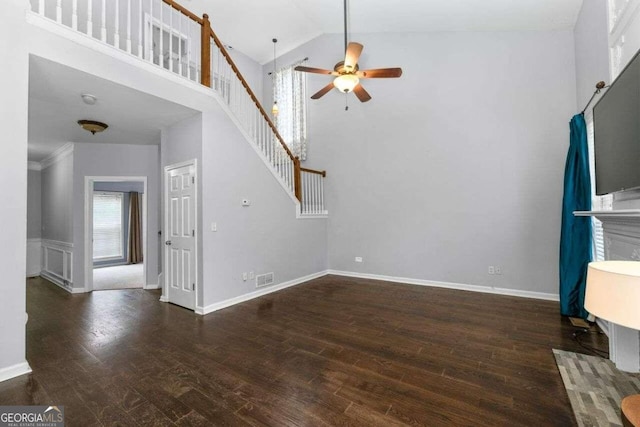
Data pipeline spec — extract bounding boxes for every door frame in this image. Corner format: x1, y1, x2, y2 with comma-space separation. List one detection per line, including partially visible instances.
162, 159, 198, 310
84, 176, 148, 292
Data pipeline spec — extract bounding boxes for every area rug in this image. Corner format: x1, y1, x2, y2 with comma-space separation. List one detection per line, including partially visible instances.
554, 349, 640, 426
93, 264, 144, 290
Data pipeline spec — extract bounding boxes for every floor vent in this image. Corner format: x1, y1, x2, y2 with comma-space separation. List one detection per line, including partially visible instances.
256, 272, 274, 288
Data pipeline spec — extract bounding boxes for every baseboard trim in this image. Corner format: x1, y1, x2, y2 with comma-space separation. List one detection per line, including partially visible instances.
596, 318, 610, 337
327, 270, 560, 301
0, 361, 32, 383
40, 271, 70, 292
144, 283, 160, 290
195, 271, 328, 315
40, 272, 85, 294
159, 295, 168, 302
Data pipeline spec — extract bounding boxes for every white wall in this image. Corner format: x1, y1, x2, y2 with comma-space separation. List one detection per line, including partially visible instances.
200, 108, 328, 308
72, 143, 160, 290
0, 0, 31, 381
162, 109, 328, 310
27, 169, 42, 239
228, 49, 264, 105
265, 31, 577, 296
27, 168, 42, 277
41, 152, 74, 243
574, 0, 610, 111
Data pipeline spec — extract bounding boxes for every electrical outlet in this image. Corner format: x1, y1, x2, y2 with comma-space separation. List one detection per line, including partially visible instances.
355, 257, 363, 263
242, 272, 248, 281
488, 266, 495, 275
249, 271, 255, 280
211, 222, 217, 232
495, 266, 502, 275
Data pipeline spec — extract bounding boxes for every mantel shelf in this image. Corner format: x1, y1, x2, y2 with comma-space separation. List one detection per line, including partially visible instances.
574, 210, 640, 218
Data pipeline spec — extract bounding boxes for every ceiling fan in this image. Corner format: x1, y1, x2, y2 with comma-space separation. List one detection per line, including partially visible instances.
294, 0, 402, 103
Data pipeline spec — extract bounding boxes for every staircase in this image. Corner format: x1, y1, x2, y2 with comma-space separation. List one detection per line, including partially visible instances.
30, 0, 327, 216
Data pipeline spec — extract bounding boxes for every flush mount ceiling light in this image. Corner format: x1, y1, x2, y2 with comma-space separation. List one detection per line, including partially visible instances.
81, 94, 97, 105
77, 120, 108, 135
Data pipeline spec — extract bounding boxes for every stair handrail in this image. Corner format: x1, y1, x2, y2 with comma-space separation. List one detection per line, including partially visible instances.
157, 1, 295, 162
161, 0, 203, 24
163, 0, 322, 204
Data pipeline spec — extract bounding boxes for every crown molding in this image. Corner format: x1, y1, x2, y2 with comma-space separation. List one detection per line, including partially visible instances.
41, 143, 74, 170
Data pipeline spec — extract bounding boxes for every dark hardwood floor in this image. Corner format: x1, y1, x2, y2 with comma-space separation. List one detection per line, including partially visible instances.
0, 275, 607, 426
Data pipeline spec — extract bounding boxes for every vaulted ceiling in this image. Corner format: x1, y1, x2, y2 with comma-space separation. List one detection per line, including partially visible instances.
184, 0, 584, 63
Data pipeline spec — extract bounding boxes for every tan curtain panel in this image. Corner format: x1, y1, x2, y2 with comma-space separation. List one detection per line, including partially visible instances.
127, 192, 143, 264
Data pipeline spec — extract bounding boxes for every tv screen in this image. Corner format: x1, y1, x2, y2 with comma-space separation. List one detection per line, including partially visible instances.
593, 50, 640, 195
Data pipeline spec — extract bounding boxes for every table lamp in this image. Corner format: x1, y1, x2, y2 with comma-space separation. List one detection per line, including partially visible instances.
585, 261, 640, 330
585, 261, 640, 427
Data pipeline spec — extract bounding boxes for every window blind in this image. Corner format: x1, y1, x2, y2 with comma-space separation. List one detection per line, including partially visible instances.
586, 111, 606, 261
93, 192, 124, 260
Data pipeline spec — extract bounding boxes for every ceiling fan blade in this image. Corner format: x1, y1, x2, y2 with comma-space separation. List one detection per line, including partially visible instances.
294, 66, 337, 75
353, 84, 371, 103
311, 83, 335, 100
358, 68, 403, 78
344, 42, 364, 71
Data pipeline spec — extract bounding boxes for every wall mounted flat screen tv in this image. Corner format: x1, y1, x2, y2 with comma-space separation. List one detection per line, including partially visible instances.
593, 49, 640, 195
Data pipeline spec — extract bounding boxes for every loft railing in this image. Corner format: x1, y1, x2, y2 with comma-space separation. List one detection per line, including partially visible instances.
30, 0, 326, 216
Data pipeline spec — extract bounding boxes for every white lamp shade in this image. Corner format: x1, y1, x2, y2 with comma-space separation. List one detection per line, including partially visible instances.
585, 261, 640, 330
333, 74, 359, 93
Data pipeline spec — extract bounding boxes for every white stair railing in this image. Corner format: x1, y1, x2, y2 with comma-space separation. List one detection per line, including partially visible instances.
300, 169, 327, 215
29, 0, 327, 216
208, 41, 296, 195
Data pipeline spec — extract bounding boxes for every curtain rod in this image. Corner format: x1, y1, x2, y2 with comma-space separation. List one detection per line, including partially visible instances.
581, 81, 608, 114
268, 57, 308, 76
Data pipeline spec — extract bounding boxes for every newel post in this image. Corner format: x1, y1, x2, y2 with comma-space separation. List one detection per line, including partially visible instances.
294, 157, 302, 202
200, 14, 211, 87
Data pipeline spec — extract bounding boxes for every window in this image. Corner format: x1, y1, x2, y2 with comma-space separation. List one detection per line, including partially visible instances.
273, 60, 307, 160
93, 193, 124, 260
585, 111, 612, 261
144, 15, 193, 79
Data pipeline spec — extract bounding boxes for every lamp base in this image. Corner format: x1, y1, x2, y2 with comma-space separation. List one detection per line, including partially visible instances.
610, 324, 640, 373
622, 394, 640, 426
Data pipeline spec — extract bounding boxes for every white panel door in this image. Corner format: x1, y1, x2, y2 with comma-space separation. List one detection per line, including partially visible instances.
165, 163, 196, 310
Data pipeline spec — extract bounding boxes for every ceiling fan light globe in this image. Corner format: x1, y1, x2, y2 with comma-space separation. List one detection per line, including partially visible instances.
333, 74, 359, 93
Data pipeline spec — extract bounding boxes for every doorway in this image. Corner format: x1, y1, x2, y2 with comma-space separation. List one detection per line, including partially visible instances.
85, 177, 147, 292
163, 160, 197, 310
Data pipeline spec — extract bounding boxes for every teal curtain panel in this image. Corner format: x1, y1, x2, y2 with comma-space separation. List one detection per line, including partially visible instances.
559, 114, 593, 319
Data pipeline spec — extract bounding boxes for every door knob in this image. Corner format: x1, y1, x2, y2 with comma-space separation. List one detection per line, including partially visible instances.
165, 241, 172, 246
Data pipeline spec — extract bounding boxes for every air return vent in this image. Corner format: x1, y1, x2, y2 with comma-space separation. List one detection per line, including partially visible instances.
256, 272, 274, 288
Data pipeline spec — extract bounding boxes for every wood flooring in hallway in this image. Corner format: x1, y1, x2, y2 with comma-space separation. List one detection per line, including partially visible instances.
0, 275, 608, 426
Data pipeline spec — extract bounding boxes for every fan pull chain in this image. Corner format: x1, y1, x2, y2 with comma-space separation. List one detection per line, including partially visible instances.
345, 93, 349, 111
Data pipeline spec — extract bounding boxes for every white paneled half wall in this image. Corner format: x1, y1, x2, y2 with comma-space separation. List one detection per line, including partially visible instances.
40, 239, 73, 291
